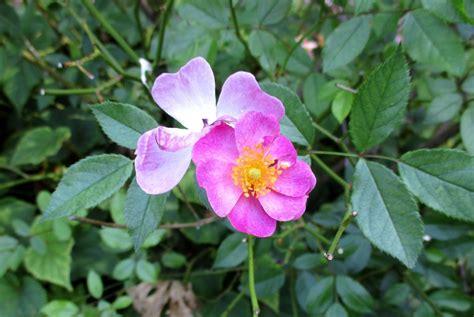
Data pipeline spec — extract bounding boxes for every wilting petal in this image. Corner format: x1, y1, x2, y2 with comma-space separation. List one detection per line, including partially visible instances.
259, 191, 308, 221
274, 161, 316, 197
151, 57, 216, 131
234, 112, 280, 152
156, 126, 201, 152
192, 123, 239, 165
196, 160, 242, 217
135, 129, 192, 194
216, 72, 284, 120
228, 196, 276, 237
263, 135, 297, 168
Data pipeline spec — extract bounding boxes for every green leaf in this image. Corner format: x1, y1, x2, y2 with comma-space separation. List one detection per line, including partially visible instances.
325, 303, 348, 317
100, 228, 132, 252
383, 283, 410, 306
351, 160, 423, 268
249, 30, 278, 74
355, 0, 374, 15
331, 91, 353, 123
213, 233, 247, 268
241, 255, 285, 298
44, 154, 133, 220
113, 296, 133, 310
261, 82, 315, 145
24, 220, 74, 290
87, 270, 103, 299
11, 127, 70, 166
424, 93, 462, 124
242, 0, 291, 26
349, 47, 410, 152
0, 277, 47, 317
336, 275, 374, 313
306, 276, 335, 315
293, 253, 324, 270
136, 259, 158, 283
303, 73, 330, 118
322, 16, 371, 72
429, 289, 472, 311
398, 149, 474, 222
421, 0, 464, 23
124, 178, 169, 250
41, 300, 79, 317
162, 251, 187, 269
453, 0, 474, 24
461, 104, 474, 154
402, 9, 465, 76
91, 102, 157, 149
113, 258, 135, 280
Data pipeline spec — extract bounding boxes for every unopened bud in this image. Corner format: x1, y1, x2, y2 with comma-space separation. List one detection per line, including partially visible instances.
352, 211, 358, 217
324, 252, 334, 261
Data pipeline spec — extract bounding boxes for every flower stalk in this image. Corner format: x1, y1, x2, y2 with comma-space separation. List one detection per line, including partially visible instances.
247, 235, 260, 316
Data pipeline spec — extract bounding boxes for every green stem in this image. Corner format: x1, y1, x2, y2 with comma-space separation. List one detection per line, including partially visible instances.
326, 206, 355, 259
229, 0, 251, 58
0, 174, 57, 191
279, 0, 325, 76
153, 0, 174, 72
42, 76, 122, 96
308, 150, 399, 163
304, 223, 331, 245
81, 0, 140, 63
221, 292, 245, 317
405, 273, 442, 316
247, 235, 260, 316
310, 154, 349, 190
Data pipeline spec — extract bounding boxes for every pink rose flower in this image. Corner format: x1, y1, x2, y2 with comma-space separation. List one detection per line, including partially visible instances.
135, 57, 284, 194
192, 111, 317, 237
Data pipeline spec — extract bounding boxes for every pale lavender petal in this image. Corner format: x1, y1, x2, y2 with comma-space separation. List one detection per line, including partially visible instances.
196, 160, 242, 217
135, 128, 192, 194
156, 126, 201, 152
192, 122, 239, 165
274, 161, 317, 197
151, 57, 216, 131
234, 112, 280, 152
263, 135, 297, 168
216, 71, 285, 120
228, 196, 276, 237
259, 191, 308, 221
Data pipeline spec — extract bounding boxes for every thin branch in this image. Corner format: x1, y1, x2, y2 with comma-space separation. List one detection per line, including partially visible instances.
69, 215, 218, 230
335, 83, 358, 94
153, 0, 174, 73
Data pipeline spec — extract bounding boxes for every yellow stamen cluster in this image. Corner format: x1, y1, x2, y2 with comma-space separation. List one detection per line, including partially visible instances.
232, 143, 282, 198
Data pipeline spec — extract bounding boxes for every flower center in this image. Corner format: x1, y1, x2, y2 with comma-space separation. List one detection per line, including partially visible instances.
232, 143, 282, 198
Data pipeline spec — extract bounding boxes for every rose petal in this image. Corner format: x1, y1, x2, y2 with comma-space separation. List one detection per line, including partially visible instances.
216, 71, 284, 120
234, 112, 280, 152
151, 57, 216, 131
196, 160, 242, 217
192, 122, 239, 165
263, 135, 297, 168
274, 161, 317, 197
156, 126, 201, 152
135, 128, 192, 194
228, 196, 276, 237
259, 191, 308, 221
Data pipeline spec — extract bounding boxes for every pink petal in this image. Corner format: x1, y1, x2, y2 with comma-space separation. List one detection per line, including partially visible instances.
259, 191, 308, 221
135, 128, 192, 194
216, 72, 284, 121
274, 161, 317, 197
228, 196, 276, 237
196, 160, 242, 217
151, 57, 216, 131
155, 126, 201, 152
192, 122, 239, 165
264, 135, 297, 168
234, 112, 280, 152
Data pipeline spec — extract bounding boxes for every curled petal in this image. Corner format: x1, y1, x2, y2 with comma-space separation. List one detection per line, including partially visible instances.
216, 71, 284, 121
135, 128, 192, 194
234, 112, 280, 153
228, 196, 276, 237
259, 191, 308, 221
274, 161, 317, 197
156, 126, 201, 152
196, 160, 242, 217
151, 57, 216, 131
